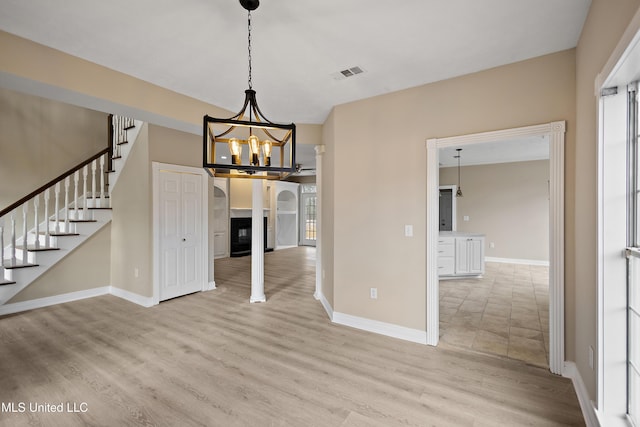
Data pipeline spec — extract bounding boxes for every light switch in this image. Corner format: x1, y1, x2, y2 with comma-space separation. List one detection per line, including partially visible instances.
404, 225, 413, 237
463, 216, 470, 221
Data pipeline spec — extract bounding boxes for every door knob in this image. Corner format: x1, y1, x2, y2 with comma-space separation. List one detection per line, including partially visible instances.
182, 238, 186, 242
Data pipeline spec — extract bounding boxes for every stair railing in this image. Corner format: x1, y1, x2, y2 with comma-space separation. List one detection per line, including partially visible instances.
0, 148, 111, 267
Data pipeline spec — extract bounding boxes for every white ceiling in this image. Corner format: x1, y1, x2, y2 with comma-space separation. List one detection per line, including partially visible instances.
439, 135, 550, 168
0, 0, 591, 126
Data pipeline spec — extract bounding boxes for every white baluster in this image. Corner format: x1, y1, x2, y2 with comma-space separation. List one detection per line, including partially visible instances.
54, 182, 61, 234
91, 159, 97, 208
99, 155, 106, 208
44, 188, 50, 247
22, 202, 28, 264
10, 210, 16, 264
33, 194, 40, 249
73, 170, 79, 221
82, 165, 89, 219
64, 176, 70, 233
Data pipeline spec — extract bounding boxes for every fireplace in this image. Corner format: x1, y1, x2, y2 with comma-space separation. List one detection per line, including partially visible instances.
230, 217, 270, 257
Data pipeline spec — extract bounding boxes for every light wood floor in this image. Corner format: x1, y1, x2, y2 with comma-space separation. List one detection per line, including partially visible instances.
0, 247, 584, 426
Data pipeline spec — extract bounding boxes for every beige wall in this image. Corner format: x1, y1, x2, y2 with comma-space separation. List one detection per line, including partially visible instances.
110, 124, 152, 296
440, 160, 549, 262
230, 180, 253, 209
8, 224, 111, 303
0, 87, 109, 303
0, 87, 107, 208
574, 0, 640, 400
327, 50, 575, 331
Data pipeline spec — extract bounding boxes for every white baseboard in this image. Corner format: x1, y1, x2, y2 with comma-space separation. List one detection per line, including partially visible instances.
109, 286, 155, 308
0, 287, 110, 316
316, 291, 334, 320
563, 361, 599, 427
332, 311, 428, 345
485, 256, 550, 266
207, 281, 217, 291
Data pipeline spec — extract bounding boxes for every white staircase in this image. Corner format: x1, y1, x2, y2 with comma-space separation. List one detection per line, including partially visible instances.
0, 115, 142, 306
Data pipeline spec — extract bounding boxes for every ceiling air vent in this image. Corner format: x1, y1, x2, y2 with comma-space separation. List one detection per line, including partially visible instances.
332, 66, 365, 80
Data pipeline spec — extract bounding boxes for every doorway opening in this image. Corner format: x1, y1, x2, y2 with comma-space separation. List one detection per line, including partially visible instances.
426, 121, 566, 375
437, 141, 550, 367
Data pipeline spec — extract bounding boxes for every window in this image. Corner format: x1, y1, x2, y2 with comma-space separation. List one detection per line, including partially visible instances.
300, 184, 317, 246
628, 84, 640, 426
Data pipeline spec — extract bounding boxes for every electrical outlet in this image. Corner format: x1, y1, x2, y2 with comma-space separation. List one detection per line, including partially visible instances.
463, 215, 470, 221
490, 242, 495, 249
134, 267, 139, 278
370, 288, 378, 299
588, 346, 594, 369
404, 225, 413, 237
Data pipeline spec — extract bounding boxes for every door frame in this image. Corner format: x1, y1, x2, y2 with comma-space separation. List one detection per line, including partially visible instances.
426, 121, 566, 375
152, 162, 209, 305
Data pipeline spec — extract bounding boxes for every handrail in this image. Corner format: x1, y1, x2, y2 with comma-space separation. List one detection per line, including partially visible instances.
0, 148, 109, 218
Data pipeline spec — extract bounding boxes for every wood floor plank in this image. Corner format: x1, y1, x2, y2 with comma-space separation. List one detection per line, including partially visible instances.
0, 247, 584, 426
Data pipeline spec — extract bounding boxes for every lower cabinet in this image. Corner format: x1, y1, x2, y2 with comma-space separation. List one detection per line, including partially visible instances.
438, 234, 485, 277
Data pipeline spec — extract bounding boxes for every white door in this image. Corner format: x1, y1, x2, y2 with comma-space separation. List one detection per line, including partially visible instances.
159, 170, 204, 301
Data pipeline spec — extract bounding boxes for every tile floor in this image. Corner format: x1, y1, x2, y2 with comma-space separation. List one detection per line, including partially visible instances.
439, 262, 549, 367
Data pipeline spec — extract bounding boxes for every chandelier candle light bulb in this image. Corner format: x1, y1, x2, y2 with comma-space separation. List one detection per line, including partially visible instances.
229, 138, 242, 165
262, 140, 272, 166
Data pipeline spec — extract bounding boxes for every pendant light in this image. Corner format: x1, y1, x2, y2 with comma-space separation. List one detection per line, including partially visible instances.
455, 148, 463, 197
203, 0, 296, 180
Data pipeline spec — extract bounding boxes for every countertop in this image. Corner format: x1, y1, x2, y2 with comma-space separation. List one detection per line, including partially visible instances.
439, 231, 485, 238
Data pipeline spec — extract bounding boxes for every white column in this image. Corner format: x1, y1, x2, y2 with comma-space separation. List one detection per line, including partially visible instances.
314, 145, 325, 301
250, 179, 266, 303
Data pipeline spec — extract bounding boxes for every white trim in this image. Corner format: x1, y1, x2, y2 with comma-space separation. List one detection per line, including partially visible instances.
427, 121, 566, 374
319, 291, 333, 320
109, 286, 154, 308
563, 362, 601, 427
0, 287, 109, 316
485, 256, 550, 266
333, 311, 428, 345
152, 162, 209, 305
207, 281, 217, 291
314, 144, 325, 301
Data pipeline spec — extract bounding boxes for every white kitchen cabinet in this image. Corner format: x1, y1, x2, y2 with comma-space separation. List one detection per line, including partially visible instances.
454, 236, 485, 275
438, 232, 485, 277
437, 236, 455, 275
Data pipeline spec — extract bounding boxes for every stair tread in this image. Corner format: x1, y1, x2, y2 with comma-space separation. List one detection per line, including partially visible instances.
27, 246, 60, 252
68, 219, 97, 223
0, 280, 16, 286
116, 141, 129, 145
46, 232, 80, 237
112, 156, 122, 160
124, 125, 135, 130
3, 261, 39, 269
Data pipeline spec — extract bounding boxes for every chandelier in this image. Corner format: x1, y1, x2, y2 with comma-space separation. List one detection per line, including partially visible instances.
203, 0, 296, 180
